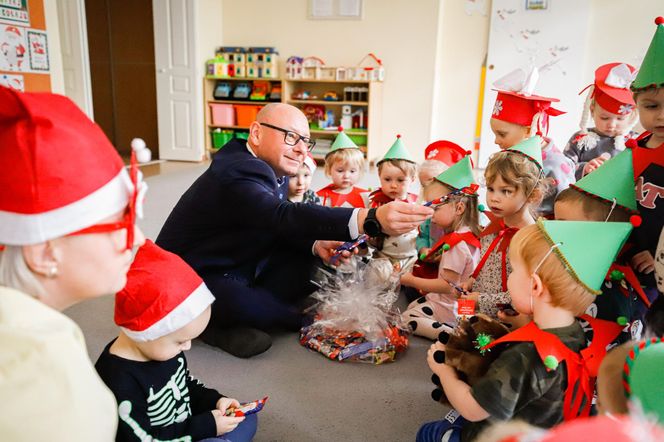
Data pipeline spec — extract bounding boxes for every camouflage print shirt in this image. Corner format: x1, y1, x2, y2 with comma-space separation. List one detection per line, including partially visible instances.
461, 321, 585, 441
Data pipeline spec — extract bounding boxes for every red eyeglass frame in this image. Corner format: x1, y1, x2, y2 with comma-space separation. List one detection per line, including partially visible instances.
67, 152, 139, 250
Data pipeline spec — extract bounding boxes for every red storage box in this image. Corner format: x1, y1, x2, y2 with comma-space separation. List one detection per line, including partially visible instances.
235, 104, 261, 127
209, 103, 235, 126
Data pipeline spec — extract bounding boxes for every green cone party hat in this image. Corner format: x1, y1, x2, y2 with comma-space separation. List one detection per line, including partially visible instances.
379, 134, 415, 164
631, 17, 664, 92
327, 126, 359, 156
570, 149, 638, 214
506, 135, 543, 170
623, 338, 664, 425
434, 155, 477, 193
536, 219, 632, 294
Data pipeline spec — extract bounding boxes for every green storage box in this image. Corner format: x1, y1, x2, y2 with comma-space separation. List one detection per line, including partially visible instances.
211, 129, 234, 149
234, 131, 249, 141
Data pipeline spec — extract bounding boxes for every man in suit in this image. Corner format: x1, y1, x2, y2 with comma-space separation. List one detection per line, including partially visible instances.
157, 103, 432, 357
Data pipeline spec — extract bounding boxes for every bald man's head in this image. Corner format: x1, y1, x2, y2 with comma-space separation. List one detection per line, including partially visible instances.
248, 103, 311, 177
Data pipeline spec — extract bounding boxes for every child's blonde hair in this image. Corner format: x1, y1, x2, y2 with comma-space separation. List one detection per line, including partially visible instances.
485, 151, 547, 215
324, 149, 366, 177
429, 181, 481, 237
555, 187, 630, 222
378, 159, 417, 179
419, 160, 448, 183
510, 224, 595, 315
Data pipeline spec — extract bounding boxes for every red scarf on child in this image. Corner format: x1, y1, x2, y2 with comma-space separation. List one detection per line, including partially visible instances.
471, 218, 519, 291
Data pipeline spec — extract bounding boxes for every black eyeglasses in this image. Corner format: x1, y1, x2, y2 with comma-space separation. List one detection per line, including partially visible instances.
260, 122, 316, 151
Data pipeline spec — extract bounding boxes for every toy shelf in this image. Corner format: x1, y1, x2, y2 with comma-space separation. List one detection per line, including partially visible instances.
205, 76, 281, 81
310, 129, 367, 136
287, 99, 368, 106
210, 99, 280, 105
282, 78, 371, 84
208, 124, 251, 130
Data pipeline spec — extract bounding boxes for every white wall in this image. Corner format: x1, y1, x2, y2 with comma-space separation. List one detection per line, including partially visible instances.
42, 0, 65, 94
196, 0, 224, 82
221, 0, 441, 162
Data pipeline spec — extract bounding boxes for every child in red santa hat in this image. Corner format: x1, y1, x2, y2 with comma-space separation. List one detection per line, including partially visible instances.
288, 152, 320, 205
95, 240, 258, 442
563, 62, 639, 179
490, 67, 576, 217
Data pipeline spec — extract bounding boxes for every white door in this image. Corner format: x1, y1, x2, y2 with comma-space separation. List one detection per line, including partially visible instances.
57, 0, 93, 118
477, 0, 590, 167
152, 0, 204, 161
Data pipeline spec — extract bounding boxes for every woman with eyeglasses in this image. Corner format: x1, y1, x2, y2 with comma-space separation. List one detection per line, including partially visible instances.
157, 102, 433, 358
0, 87, 146, 441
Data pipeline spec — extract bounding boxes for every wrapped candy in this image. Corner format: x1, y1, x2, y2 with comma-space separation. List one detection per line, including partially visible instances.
299, 257, 409, 364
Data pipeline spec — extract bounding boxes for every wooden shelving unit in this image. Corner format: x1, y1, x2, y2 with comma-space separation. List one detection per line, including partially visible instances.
204, 76, 382, 161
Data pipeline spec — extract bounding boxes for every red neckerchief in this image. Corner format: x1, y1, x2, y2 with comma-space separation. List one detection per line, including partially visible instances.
425, 231, 481, 261
484, 315, 623, 421
626, 132, 664, 178
368, 189, 418, 208
605, 262, 651, 308
316, 184, 368, 208
471, 219, 519, 291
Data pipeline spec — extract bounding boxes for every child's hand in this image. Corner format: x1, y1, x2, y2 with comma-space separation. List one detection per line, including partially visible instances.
461, 278, 474, 292
426, 342, 456, 378
211, 409, 244, 436
583, 153, 610, 175
497, 310, 531, 329
216, 397, 240, 413
418, 247, 431, 259
400, 272, 415, 286
631, 251, 655, 274
461, 292, 479, 303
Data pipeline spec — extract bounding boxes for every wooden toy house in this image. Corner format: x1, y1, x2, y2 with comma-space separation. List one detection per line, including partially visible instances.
286, 56, 304, 79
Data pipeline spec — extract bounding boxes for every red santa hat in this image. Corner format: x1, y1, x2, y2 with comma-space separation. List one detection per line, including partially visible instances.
578, 63, 639, 151
115, 240, 215, 342
0, 87, 142, 245
424, 140, 471, 167
303, 152, 317, 173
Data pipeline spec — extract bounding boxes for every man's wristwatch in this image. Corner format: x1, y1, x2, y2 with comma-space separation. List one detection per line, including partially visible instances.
363, 208, 385, 237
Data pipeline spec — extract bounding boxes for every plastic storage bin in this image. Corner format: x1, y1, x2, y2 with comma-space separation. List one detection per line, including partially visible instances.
209, 103, 235, 126
211, 129, 234, 149
235, 104, 261, 127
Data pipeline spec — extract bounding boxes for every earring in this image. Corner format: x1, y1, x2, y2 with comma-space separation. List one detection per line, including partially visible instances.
47, 266, 58, 278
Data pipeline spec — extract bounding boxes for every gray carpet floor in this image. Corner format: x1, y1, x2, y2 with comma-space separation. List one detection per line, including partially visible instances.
64, 161, 448, 442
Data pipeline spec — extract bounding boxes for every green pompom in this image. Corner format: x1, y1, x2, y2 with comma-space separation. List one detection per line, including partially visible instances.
474, 333, 493, 355
419, 253, 427, 261
610, 270, 625, 281
543, 355, 559, 370
442, 243, 451, 252
478, 204, 485, 212
617, 316, 628, 326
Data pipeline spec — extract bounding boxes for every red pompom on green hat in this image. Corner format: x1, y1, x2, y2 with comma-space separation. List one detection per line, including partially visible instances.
327, 126, 359, 157
631, 17, 664, 91
569, 149, 639, 214
379, 134, 415, 164
536, 219, 632, 294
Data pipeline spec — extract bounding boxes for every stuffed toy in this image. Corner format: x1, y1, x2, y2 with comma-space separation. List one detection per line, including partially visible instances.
430, 314, 510, 405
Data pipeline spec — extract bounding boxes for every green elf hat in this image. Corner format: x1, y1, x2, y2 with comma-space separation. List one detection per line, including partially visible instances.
536, 219, 632, 294
378, 134, 415, 164
505, 135, 543, 170
631, 17, 664, 92
327, 126, 359, 157
623, 337, 664, 425
569, 149, 639, 215
434, 155, 477, 194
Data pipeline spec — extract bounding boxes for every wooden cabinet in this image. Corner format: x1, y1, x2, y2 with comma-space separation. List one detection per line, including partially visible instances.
204, 77, 382, 162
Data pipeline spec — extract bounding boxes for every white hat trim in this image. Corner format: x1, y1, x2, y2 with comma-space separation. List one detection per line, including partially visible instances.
0, 168, 130, 245
303, 155, 317, 172
121, 282, 215, 342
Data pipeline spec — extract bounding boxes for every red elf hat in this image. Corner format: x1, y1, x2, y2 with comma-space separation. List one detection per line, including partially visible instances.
0, 87, 138, 245
583, 63, 637, 115
115, 240, 215, 342
424, 140, 472, 167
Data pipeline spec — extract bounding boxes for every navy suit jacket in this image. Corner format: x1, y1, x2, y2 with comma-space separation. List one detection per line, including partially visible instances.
156, 138, 354, 281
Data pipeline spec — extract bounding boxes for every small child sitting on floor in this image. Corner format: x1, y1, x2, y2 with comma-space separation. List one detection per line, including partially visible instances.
418, 219, 632, 441
401, 155, 481, 339
96, 241, 257, 442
